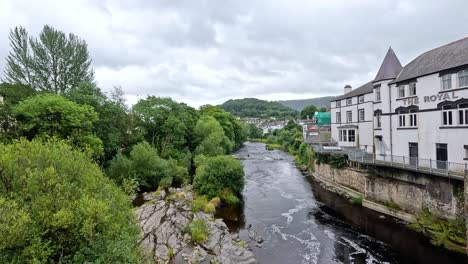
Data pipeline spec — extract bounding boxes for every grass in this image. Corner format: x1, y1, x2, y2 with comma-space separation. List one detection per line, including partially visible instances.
186, 219, 209, 243
203, 202, 216, 213
168, 247, 174, 259
266, 143, 282, 150
191, 195, 208, 212
409, 209, 466, 254
236, 240, 247, 248
219, 189, 240, 205
349, 195, 363, 205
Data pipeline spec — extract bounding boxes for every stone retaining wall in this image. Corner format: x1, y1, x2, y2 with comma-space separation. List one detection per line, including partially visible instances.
313, 163, 464, 219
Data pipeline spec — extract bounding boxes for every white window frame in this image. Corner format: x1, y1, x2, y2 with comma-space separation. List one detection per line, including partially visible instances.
398, 85, 405, 98
375, 113, 381, 128
358, 95, 364, 103
442, 106, 454, 126
348, 129, 355, 142
346, 98, 352, 105
408, 82, 416, 96
336, 100, 341, 107
409, 112, 417, 127
336, 112, 341, 123
458, 69, 468, 88
441, 74, 452, 90
358, 109, 365, 122
346, 111, 352, 123
375, 87, 381, 101
458, 103, 468, 125
340, 129, 347, 142
398, 111, 406, 127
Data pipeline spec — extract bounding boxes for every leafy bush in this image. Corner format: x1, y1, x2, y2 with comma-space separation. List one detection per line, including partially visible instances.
203, 203, 216, 213
193, 155, 245, 201
186, 219, 209, 243
329, 154, 347, 169
191, 195, 209, 212
107, 141, 188, 191
0, 139, 141, 263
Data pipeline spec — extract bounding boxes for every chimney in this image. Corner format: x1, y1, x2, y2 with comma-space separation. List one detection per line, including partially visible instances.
344, 84, 352, 94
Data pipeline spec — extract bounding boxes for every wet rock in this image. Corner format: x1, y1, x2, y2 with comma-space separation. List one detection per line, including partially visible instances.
136, 186, 257, 264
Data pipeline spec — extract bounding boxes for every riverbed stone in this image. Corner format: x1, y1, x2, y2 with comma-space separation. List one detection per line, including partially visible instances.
136, 186, 257, 264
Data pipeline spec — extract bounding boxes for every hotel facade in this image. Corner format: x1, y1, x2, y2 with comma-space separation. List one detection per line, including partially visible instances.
331, 38, 468, 168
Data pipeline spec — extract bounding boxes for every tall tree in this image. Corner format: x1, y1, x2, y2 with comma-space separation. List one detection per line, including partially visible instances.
4, 25, 94, 94
300, 104, 318, 119
4, 27, 34, 87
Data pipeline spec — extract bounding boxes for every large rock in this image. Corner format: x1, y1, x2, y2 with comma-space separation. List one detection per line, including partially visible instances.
135, 186, 257, 264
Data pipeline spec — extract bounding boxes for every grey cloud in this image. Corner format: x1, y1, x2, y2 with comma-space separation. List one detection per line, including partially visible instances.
1, 0, 468, 107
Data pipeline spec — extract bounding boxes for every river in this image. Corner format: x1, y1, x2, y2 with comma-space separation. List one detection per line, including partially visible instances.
217, 142, 467, 264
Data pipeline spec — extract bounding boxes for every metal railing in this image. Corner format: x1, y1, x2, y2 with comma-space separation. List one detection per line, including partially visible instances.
348, 151, 467, 180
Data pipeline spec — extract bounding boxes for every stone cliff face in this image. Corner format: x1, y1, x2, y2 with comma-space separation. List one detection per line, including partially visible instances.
135, 186, 257, 264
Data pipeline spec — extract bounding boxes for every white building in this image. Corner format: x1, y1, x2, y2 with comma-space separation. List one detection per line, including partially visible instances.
331, 38, 468, 166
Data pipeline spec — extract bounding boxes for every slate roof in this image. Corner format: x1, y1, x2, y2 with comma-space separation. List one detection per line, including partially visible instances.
373, 47, 402, 82
331, 81, 374, 101
392, 37, 468, 84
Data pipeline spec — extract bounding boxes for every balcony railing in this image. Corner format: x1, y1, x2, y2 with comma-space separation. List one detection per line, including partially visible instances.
348, 151, 467, 180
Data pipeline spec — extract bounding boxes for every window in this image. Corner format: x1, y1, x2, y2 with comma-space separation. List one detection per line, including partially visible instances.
336, 100, 341, 107
464, 145, 468, 160
348, 130, 355, 142
358, 109, 365, 121
340, 130, 347, 142
346, 111, 352, 123
409, 112, 417, 127
458, 103, 468, 125
441, 74, 452, 90
346, 98, 352, 105
458, 70, 468, 88
336, 112, 341, 123
399, 112, 406, 127
398, 85, 405, 98
375, 113, 381, 128
442, 105, 453, 126
375, 87, 381, 101
358, 95, 364, 103
409, 83, 416, 96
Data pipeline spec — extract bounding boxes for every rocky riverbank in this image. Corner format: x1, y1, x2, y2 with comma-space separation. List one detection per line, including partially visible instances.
135, 186, 257, 264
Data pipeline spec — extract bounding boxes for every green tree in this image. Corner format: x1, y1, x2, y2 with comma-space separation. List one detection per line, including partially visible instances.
245, 123, 263, 139
199, 105, 246, 150
0, 83, 36, 142
107, 142, 188, 191
65, 83, 132, 161
132, 96, 198, 159
194, 115, 233, 156
300, 104, 318, 119
4, 25, 94, 94
193, 155, 245, 200
13, 94, 103, 157
0, 138, 141, 263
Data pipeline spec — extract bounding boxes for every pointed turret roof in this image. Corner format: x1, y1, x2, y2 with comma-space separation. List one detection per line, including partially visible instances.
373, 47, 402, 83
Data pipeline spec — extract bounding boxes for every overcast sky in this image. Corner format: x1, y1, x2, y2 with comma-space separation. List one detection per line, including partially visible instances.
1, 0, 468, 107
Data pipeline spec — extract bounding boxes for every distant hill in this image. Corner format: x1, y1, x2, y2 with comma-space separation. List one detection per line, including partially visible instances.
220, 98, 298, 118
277, 96, 333, 111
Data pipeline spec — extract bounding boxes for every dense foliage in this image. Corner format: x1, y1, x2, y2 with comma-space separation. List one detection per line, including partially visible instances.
13, 94, 104, 158
0, 24, 250, 262
0, 139, 140, 263
300, 104, 318, 119
220, 98, 298, 118
107, 142, 188, 192
193, 155, 245, 202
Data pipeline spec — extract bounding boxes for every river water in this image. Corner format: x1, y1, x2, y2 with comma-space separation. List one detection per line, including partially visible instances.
217, 142, 467, 264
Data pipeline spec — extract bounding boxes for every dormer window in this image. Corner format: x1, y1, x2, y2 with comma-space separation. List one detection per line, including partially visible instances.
346, 98, 352, 105
441, 74, 452, 90
458, 70, 468, 88
398, 85, 405, 98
